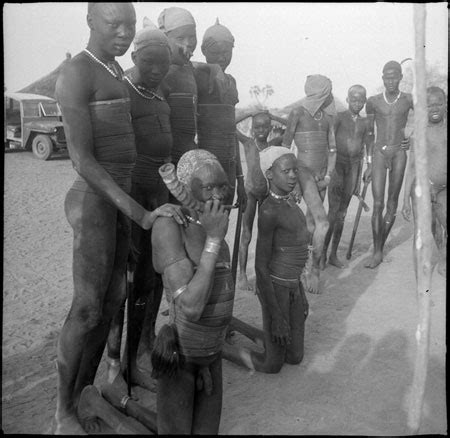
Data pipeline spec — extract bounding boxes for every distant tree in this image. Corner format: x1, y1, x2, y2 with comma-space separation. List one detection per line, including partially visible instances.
249, 84, 274, 109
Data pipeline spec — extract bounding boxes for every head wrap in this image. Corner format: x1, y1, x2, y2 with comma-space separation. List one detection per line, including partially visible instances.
259, 145, 296, 181
202, 18, 234, 51
158, 7, 196, 33
300, 74, 336, 117
134, 17, 170, 52
383, 60, 402, 74
177, 149, 221, 188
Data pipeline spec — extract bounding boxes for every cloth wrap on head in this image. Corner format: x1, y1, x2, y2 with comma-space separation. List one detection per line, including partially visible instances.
201, 18, 235, 51
259, 145, 295, 190
134, 18, 170, 52
158, 7, 196, 33
300, 74, 336, 118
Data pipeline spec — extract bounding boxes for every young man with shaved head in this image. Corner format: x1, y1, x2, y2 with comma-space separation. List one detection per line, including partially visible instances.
365, 60, 413, 268
54, 3, 184, 433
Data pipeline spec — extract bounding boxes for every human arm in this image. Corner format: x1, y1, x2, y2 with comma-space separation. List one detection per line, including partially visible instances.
255, 209, 291, 345
401, 148, 415, 222
192, 61, 227, 97
269, 113, 288, 126
152, 200, 229, 321
281, 108, 300, 148
56, 61, 185, 230
235, 137, 247, 211
363, 117, 375, 183
319, 115, 337, 189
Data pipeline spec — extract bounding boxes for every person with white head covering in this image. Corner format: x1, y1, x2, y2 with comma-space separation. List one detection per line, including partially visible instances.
281, 74, 337, 265
105, 18, 175, 391
222, 146, 328, 373
151, 149, 233, 434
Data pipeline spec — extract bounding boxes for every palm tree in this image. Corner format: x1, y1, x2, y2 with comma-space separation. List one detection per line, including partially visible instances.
249, 84, 274, 109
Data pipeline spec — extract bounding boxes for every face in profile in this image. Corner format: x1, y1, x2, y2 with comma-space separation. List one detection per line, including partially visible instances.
166, 25, 197, 64
133, 45, 171, 89
202, 41, 233, 72
88, 3, 136, 58
267, 154, 298, 195
427, 91, 446, 124
382, 69, 402, 94
251, 114, 272, 142
347, 91, 366, 115
190, 163, 230, 203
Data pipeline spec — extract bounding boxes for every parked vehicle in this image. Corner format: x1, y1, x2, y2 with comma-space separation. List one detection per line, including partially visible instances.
4, 92, 67, 160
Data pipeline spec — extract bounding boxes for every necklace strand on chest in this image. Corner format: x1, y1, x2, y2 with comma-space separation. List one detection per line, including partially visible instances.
383, 90, 401, 105
124, 76, 164, 101
83, 49, 123, 80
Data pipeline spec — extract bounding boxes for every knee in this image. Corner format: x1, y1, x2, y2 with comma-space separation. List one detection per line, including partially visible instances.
386, 199, 398, 215
70, 304, 103, 331
240, 227, 252, 245
336, 210, 347, 222
373, 199, 384, 214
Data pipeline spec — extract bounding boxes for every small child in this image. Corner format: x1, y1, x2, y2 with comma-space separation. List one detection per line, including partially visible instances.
320, 85, 373, 269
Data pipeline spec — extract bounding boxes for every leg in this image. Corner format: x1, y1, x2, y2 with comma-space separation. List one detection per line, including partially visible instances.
434, 189, 447, 276
238, 192, 257, 290
55, 190, 122, 434
382, 150, 407, 247
285, 282, 307, 364
156, 363, 196, 434
365, 150, 387, 268
192, 356, 223, 434
106, 300, 125, 383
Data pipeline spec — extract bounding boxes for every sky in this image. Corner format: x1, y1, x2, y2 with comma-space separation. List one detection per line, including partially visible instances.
3, 2, 448, 109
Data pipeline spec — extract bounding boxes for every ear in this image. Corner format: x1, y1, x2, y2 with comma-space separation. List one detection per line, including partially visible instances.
346, 97, 349, 104
266, 169, 273, 181
131, 51, 137, 65
87, 13, 94, 31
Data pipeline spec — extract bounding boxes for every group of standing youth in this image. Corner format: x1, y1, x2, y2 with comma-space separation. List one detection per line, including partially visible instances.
53, 3, 447, 435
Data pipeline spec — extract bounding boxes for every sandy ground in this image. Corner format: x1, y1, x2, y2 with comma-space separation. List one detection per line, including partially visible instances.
2, 150, 446, 435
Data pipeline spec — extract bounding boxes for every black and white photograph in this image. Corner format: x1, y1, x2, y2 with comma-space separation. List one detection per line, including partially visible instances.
3, 2, 447, 435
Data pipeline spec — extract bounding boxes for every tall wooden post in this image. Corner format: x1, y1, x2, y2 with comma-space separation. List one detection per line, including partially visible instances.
407, 4, 434, 434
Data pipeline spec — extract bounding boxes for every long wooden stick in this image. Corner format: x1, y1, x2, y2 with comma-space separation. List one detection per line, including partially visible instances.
407, 5, 434, 433
231, 202, 243, 285
346, 179, 370, 260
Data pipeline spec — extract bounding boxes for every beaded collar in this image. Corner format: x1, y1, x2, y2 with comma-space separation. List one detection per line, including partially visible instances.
383, 90, 401, 105
269, 190, 291, 200
83, 49, 123, 80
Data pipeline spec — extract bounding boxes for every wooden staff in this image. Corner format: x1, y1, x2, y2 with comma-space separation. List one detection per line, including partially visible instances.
231, 201, 243, 285
346, 179, 370, 260
407, 4, 434, 433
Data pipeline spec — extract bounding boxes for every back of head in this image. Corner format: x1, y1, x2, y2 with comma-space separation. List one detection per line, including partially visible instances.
158, 7, 196, 33
133, 17, 170, 52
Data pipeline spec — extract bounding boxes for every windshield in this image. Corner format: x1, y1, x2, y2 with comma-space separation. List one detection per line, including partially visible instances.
40, 101, 62, 116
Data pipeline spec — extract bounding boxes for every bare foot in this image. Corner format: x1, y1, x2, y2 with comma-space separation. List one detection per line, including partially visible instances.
54, 413, 88, 435
328, 254, 345, 269
319, 252, 327, 270
79, 416, 103, 434
364, 252, 383, 269
238, 273, 253, 291
302, 267, 321, 294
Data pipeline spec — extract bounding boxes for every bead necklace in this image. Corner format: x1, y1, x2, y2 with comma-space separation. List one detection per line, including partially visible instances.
269, 190, 291, 200
83, 49, 123, 80
124, 76, 164, 101
383, 90, 401, 105
313, 110, 323, 121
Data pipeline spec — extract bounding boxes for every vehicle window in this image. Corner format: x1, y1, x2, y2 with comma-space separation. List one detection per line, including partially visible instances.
22, 101, 40, 117
40, 101, 61, 116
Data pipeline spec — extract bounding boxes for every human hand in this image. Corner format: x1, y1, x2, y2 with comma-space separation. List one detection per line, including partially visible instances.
363, 165, 372, 183
402, 201, 412, 222
271, 313, 291, 346
236, 179, 247, 213
141, 204, 187, 230
207, 63, 227, 97
316, 175, 330, 190
401, 137, 410, 151
199, 199, 229, 241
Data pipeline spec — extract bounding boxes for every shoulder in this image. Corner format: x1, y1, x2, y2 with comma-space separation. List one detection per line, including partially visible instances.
56, 52, 93, 101
258, 198, 281, 225
152, 217, 183, 246
402, 92, 414, 106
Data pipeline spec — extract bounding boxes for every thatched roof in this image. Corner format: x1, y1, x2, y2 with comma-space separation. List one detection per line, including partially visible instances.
18, 53, 72, 99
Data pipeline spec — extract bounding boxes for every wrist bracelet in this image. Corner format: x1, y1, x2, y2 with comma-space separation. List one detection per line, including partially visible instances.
120, 395, 131, 409
173, 284, 187, 300
329, 148, 337, 153
367, 155, 372, 164
204, 238, 221, 255
236, 174, 244, 179
324, 174, 331, 181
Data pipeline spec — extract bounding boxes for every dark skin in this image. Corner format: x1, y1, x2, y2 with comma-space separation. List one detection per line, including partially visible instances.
222, 154, 314, 372
365, 67, 413, 268
402, 89, 447, 277
54, 4, 184, 434
195, 38, 247, 208
320, 88, 373, 269
106, 43, 173, 390
152, 163, 231, 434
235, 112, 286, 291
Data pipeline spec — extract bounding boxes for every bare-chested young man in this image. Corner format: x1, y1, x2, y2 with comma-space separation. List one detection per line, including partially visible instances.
320, 85, 374, 269
151, 149, 233, 434
402, 86, 447, 277
365, 60, 413, 268
106, 22, 174, 391
54, 4, 185, 434
223, 147, 326, 373
282, 74, 335, 292
195, 19, 246, 207
235, 111, 286, 290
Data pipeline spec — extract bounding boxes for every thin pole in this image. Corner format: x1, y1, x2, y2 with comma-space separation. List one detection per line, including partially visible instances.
407, 4, 434, 434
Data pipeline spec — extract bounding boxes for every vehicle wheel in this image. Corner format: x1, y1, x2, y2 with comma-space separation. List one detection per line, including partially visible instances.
32, 135, 53, 160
